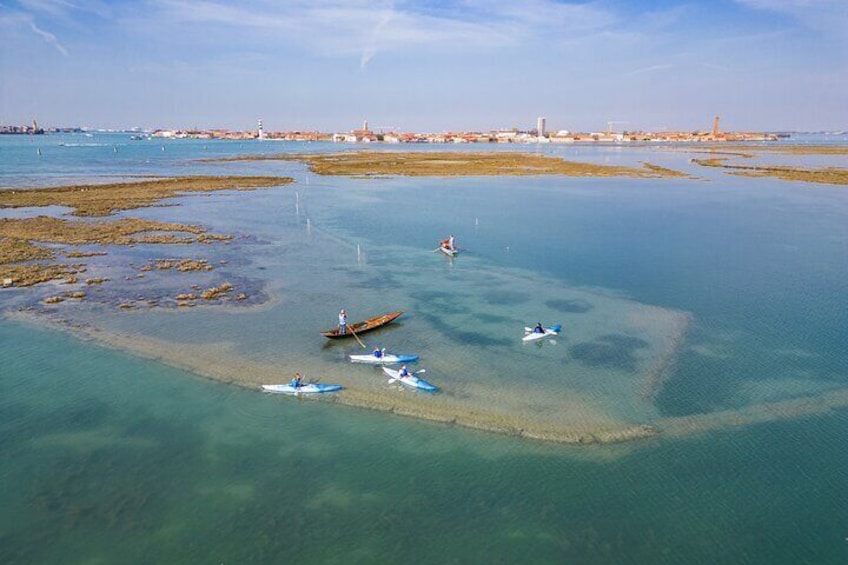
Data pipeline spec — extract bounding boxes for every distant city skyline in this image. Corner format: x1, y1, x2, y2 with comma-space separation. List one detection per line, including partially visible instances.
2, 1, 846, 132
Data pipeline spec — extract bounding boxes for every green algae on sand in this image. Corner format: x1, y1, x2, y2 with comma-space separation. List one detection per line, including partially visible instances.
211, 151, 687, 178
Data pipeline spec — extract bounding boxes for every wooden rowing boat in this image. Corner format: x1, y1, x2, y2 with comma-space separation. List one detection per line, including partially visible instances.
321, 310, 403, 339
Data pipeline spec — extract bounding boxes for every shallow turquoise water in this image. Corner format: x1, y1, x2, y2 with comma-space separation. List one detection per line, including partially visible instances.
1, 134, 847, 562
2, 320, 846, 563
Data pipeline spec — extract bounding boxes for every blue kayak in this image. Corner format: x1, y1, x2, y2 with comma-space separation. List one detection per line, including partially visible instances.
348, 352, 419, 365
262, 383, 343, 395
382, 367, 438, 392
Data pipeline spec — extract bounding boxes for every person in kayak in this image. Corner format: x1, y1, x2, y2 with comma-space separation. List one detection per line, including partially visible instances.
399, 365, 410, 378
290, 373, 303, 389
534, 322, 545, 334
448, 234, 455, 251
338, 309, 347, 335
373, 347, 383, 359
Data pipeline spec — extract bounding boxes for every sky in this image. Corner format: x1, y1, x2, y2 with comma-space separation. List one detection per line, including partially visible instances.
1, 0, 846, 132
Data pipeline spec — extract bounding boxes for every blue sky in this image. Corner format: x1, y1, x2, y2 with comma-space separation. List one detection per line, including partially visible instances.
1, 0, 846, 132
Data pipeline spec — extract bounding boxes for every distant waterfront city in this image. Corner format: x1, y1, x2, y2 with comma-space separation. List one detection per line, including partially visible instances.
1, 116, 785, 143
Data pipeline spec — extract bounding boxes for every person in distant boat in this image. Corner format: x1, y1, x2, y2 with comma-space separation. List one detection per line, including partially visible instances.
534, 322, 545, 334
373, 347, 383, 359
338, 309, 347, 335
448, 235, 455, 251
399, 365, 410, 378
291, 372, 303, 389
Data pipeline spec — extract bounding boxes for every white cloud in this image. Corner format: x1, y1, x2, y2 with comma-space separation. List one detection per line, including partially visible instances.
626, 63, 673, 76
734, 0, 848, 39
29, 20, 68, 55
359, 3, 394, 70
17, 0, 77, 18
135, 0, 619, 65
17, 0, 113, 19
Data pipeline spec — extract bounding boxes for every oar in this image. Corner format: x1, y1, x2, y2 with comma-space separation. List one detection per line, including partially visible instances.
349, 324, 366, 349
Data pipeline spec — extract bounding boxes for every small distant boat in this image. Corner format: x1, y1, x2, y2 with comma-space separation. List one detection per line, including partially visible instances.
382, 366, 438, 392
261, 383, 343, 395
321, 310, 403, 339
439, 245, 458, 257
349, 351, 419, 365
522, 324, 562, 342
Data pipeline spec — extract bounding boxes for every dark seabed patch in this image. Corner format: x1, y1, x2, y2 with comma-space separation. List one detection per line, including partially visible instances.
411, 290, 473, 316
419, 312, 511, 347
465, 276, 504, 288
545, 298, 593, 314
5, 402, 207, 563
26, 272, 269, 313
568, 334, 649, 372
58, 400, 114, 429
350, 272, 396, 291
654, 347, 743, 417
480, 289, 530, 306
473, 312, 517, 325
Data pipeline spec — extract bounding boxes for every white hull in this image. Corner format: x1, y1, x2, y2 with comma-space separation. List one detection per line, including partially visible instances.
381, 366, 438, 392
348, 353, 418, 365
522, 326, 560, 342
262, 383, 342, 394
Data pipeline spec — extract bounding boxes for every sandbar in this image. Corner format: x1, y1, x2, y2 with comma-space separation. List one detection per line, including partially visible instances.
692, 157, 848, 185
0, 176, 292, 287
209, 151, 687, 178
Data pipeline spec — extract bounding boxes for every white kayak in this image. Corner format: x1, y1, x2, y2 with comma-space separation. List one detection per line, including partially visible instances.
439, 246, 458, 257
261, 383, 343, 395
381, 366, 438, 392
348, 352, 419, 365
522, 324, 562, 342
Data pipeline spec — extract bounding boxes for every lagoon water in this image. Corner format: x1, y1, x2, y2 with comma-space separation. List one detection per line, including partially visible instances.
1, 133, 847, 562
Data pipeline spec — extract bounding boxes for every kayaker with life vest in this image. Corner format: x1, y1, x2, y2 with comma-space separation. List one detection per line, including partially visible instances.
534, 322, 545, 334
399, 365, 410, 378
338, 309, 347, 335
373, 347, 383, 359
290, 373, 303, 389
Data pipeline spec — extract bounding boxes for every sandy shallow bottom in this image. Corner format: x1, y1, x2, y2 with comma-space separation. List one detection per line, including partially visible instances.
4, 308, 665, 444
10, 248, 847, 447
3, 155, 846, 447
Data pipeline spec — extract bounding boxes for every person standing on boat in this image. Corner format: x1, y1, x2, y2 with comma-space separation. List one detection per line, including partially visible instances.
448, 234, 456, 251
338, 309, 347, 335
